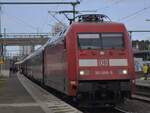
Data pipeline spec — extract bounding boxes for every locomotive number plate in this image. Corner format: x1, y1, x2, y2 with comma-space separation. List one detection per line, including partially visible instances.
95, 70, 113, 75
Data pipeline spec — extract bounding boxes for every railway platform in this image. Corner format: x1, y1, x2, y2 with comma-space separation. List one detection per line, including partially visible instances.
136, 77, 150, 88
0, 72, 82, 113
0, 73, 45, 113
132, 76, 150, 102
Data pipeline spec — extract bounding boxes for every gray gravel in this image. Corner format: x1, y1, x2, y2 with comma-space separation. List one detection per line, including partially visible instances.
118, 99, 150, 113
0, 107, 45, 113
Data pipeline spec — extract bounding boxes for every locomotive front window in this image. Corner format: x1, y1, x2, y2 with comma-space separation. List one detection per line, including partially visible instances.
102, 33, 124, 49
77, 33, 124, 50
78, 34, 101, 50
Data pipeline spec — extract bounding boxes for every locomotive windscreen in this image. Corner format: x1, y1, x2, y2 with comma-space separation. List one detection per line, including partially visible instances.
77, 33, 124, 50
77, 34, 102, 50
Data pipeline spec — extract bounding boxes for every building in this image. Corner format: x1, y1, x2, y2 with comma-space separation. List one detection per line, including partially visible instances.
51, 22, 66, 35
132, 40, 150, 52
19, 46, 34, 56
132, 40, 150, 61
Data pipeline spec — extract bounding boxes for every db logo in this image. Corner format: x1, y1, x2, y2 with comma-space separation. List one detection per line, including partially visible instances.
98, 59, 109, 66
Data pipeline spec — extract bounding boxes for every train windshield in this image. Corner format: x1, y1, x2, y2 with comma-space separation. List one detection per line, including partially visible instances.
102, 33, 124, 49
77, 34, 102, 50
77, 33, 124, 50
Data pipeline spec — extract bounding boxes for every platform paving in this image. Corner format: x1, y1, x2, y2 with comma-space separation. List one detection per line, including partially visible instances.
136, 77, 150, 88
0, 72, 82, 113
0, 73, 45, 113
17, 73, 82, 113
0, 106, 45, 113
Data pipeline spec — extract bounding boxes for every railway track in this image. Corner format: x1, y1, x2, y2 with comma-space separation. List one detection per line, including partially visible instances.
132, 85, 150, 103
114, 106, 135, 113
80, 106, 135, 113
23, 74, 139, 113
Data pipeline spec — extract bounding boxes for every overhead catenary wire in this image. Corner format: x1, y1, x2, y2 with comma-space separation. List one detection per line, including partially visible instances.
54, 0, 67, 25
36, 0, 64, 33
118, 5, 150, 21
48, 13, 65, 25
0, 5, 37, 33
11, 16, 37, 30
100, 0, 126, 12
47, 0, 69, 26
4, 11, 38, 31
40, 13, 49, 32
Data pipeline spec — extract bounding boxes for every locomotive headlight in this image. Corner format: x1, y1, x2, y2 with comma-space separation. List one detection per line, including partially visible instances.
80, 70, 85, 75
118, 69, 128, 75
122, 69, 128, 74
80, 70, 89, 75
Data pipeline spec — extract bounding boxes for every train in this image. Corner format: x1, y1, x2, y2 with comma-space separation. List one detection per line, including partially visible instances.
16, 14, 135, 107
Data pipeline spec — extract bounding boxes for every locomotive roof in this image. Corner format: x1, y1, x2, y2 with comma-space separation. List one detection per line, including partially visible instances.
15, 21, 125, 65
72, 21, 124, 27
70, 21, 126, 32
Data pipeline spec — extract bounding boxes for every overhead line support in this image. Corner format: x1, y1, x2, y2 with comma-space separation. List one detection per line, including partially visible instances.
0, 2, 80, 5
0, 1, 80, 22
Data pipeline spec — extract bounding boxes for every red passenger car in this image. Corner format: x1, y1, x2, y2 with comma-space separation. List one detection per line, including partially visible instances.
18, 14, 135, 106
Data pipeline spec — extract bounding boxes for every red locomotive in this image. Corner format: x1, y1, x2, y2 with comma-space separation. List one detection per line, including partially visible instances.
16, 14, 135, 107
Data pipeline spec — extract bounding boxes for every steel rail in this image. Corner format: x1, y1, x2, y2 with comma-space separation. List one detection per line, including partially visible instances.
114, 106, 134, 113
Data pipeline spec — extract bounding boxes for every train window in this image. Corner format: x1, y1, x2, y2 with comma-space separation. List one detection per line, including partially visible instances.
63, 29, 67, 34
78, 34, 101, 50
78, 34, 99, 38
77, 33, 124, 50
63, 39, 66, 49
102, 33, 124, 50
59, 32, 62, 36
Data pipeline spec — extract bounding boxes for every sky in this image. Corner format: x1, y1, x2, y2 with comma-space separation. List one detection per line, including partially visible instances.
1, 0, 150, 55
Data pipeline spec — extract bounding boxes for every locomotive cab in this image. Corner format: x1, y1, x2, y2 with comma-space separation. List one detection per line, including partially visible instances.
67, 14, 135, 106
